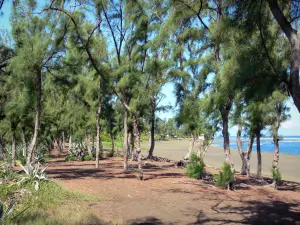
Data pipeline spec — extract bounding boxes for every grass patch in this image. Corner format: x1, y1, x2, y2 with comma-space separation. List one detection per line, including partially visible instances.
2, 181, 103, 225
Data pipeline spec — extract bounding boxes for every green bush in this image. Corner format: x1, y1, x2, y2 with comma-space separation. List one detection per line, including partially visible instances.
271, 168, 282, 185
82, 154, 93, 161
215, 162, 235, 189
185, 152, 205, 179
65, 155, 75, 162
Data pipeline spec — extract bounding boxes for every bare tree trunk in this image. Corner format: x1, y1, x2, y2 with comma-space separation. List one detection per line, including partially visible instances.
256, 129, 262, 177
111, 133, 115, 153
268, 0, 300, 112
133, 114, 143, 180
69, 135, 72, 150
123, 109, 129, 170
220, 108, 234, 168
62, 132, 65, 150
11, 132, 16, 167
86, 135, 92, 158
148, 102, 155, 159
27, 70, 41, 165
184, 134, 195, 160
245, 136, 254, 177
236, 124, 247, 175
130, 130, 135, 161
96, 80, 103, 168
22, 128, 27, 158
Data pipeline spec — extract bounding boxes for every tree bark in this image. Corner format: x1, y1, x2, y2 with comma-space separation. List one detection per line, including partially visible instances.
96, 79, 103, 168
62, 132, 65, 150
27, 69, 42, 165
236, 124, 247, 175
69, 135, 72, 150
184, 134, 195, 160
11, 131, 16, 167
133, 114, 143, 180
268, 0, 300, 112
130, 130, 135, 161
220, 108, 234, 168
22, 128, 26, 158
123, 109, 129, 170
148, 99, 156, 159
256, 128, 262, 177
245, 136, 254, 177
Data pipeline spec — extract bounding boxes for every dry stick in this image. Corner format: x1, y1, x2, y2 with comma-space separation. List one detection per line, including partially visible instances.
170, 181, 216, 188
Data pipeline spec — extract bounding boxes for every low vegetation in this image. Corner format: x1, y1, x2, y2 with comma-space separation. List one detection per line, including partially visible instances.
215, 162, 235, 190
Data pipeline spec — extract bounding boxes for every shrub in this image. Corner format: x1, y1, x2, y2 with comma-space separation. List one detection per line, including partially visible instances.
271, 168, 282, 185
215, 162, 235, 189
185, 152, 205, 179
82, 154, 93, 161
65, 155, 75, 162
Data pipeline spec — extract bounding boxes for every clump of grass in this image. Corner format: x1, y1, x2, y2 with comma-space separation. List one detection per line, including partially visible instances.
4, 181, 103, 224
185, 152, 205, 179
215, 162, 235, 189
271, 168, 282, 186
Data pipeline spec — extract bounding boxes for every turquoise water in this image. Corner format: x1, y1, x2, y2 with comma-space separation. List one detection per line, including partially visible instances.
213, 136, 300, 155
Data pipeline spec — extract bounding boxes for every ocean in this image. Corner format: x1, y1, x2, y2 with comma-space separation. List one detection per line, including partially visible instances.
213, 136, 300, 155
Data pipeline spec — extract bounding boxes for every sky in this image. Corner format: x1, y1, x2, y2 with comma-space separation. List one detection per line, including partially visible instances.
1, 2, 300, 136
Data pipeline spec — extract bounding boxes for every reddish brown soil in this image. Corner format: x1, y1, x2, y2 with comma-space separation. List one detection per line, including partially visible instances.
47, 151, 300, 225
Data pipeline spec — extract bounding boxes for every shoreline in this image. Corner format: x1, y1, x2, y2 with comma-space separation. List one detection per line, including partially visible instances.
145, 139, 300, 183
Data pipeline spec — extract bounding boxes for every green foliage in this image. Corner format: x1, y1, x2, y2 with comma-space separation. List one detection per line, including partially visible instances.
82, 153, 93, 161
271, 168, 282, 185
185, 152, 205, 179
18, 163, 48, 190
65, 155, 75, 162
215, 162, 235, 189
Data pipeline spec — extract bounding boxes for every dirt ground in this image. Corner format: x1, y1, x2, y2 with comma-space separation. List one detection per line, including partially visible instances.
47, 151, 300, 225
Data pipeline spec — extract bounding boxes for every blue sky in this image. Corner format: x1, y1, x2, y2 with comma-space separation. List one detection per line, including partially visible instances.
158, 83, 300, 136
2, 2, 300, 136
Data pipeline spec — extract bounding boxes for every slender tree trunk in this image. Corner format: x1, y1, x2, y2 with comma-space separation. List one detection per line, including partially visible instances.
130, 130, 135, 161
62, 132, 65, 150
256, 128, 262, 177
11, 131, 16, 167
27, 69, 42, 165
148, 103, 155, 159
22, 128, 26, 158
96, 79, 103, 168
111, 133, 115, 153
133, 114, 143, 180
69, 135, 72, 150
268, 0, 300, 112
246, 136, 254, 177
87, 135, 92, 158
184, 134, 195, 160
220, 109, 234, 168
236, 124, 247, 175
123, 109, 129, 170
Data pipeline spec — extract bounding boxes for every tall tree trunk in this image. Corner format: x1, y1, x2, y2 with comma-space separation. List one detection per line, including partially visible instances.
123, 109, 129, 170
27, 69, 42, 165
184, 134, 195, 160
62, 132, 65, 150
133, 114, 143, 180
69, 135, 72, 150
220, 108, 234, 167
268, 0, 300, 112
256, 128, 262, 177
148, 100, 155, 159
236, 124, 247, 175
130, 130, 135, 161
22, 128, 26, 158
87, 135, 92, 158
96, 80, 103, 168
11, 131, 16, 167
246, 136, 254, 177
111, 133, 115, 153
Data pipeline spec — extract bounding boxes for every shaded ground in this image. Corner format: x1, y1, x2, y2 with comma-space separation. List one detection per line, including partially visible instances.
47, 150, 300, 225
143, 140, 300, 182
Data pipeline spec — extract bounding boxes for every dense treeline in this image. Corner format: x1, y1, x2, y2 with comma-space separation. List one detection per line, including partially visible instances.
0, 0, 299, 183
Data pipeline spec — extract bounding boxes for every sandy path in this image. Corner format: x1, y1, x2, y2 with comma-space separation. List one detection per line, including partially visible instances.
144, 140, 300, 182
47, 153, 300, 225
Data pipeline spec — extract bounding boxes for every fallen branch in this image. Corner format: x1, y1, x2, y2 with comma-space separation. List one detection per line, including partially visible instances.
170, 181, 216, 188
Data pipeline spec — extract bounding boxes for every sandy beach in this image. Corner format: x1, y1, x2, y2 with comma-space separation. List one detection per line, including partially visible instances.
144, 139, 300, 182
